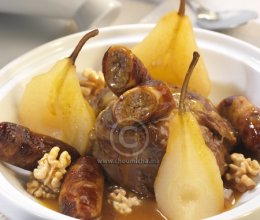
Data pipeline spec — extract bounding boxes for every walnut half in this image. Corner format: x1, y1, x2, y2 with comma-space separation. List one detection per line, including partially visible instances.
27, 146, 71, 199
108, 188, 141, 215
80, 68, 105, 100
225, 153, 260, 192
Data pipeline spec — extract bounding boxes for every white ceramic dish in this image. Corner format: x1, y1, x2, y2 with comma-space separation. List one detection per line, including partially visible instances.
0, 24, 260, 220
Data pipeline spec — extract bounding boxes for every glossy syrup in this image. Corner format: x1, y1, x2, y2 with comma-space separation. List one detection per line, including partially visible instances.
39, 194, 166, 220
39, 187, 238, 220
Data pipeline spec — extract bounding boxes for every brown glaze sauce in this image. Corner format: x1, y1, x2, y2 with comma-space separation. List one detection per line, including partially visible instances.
39, 185, 240, 220
39, 194, 166, 220
101, 197, 166, 220
39, 199, 59, 212
39, 183, 167, 220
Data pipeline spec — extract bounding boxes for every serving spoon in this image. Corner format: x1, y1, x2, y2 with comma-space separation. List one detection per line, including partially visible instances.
187, 0, 258, 31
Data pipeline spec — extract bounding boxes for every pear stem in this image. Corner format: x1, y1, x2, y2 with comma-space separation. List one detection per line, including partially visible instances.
179, 52, 200, 113
69, 29, 99, 64
178, 0, 186, 16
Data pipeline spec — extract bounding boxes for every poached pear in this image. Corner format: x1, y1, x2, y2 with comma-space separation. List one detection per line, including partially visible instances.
132, 0, 211, 97
154, 52, 224, 220
19, 30, 98, 155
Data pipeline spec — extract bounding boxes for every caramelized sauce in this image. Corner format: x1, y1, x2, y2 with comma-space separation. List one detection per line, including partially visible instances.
38, 186, 240, 219
38, 188, 166, 220
224, 191, 242, 211
38, 198, 59, 212
101, 197, 166, 220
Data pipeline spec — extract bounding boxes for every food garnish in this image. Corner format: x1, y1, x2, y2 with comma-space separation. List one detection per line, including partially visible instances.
19, 30, 99, 155
0, 122, 79, 171
108, 188, 141, 215
27, 147, 71, 199
154, 52, 224, 220
102, 45, 151, 96
112, 80, 175, 126
80, 68, 105, 104
218, 95, 260, 158
225, 153, 260, 193
59, 156, 104, 219
132, 0, 211, 96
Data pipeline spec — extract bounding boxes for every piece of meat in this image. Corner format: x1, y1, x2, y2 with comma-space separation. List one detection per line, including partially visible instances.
113, 80, 175, 126
92, 82, 237, 197
102, 45, 151, 96
218, 95, 260, 158
59, 156, 104, 220
91, 106, 168, 198
0, 122, 80, 171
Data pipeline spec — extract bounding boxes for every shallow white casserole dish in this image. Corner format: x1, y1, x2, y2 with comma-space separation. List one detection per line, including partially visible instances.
0, 24, 260, 220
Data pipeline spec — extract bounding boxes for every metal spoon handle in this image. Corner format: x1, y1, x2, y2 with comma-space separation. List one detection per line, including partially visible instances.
186, 0, 209, 14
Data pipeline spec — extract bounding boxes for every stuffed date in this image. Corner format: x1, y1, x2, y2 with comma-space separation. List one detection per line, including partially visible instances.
59, 156, 104, 220
0, 122, 80, 171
